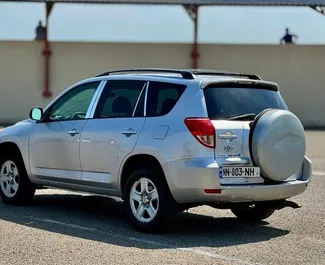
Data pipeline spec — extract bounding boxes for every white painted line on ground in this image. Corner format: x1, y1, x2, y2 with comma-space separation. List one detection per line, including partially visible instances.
305, 236, 325, 245
313, 171, 325, 176
32, 217, 263, 265
123, 236, 262, 265
33, 218, 96, 232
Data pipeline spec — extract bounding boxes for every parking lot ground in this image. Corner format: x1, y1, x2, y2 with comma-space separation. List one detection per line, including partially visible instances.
0, 131, 324, 265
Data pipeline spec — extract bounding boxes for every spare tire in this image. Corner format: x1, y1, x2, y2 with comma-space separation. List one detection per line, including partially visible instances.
249, 109, 306, 182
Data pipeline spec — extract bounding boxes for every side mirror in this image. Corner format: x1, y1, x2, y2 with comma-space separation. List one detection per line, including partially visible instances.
29, 107, 44, 121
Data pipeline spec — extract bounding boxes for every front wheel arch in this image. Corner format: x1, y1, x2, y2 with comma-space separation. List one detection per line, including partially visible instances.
0, 142, 26, 168
0, 142, 36, 205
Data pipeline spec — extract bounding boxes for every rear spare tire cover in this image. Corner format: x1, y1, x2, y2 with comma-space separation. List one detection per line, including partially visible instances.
250, 109, 306, 181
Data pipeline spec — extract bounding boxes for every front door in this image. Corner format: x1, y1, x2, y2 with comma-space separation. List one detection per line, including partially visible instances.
79, 80, 147, 190
29, 80, 102, 182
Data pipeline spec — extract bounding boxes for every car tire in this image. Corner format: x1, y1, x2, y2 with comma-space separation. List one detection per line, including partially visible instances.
231, 206, 275, 222
0, 152, 36, 205
123, 166, 177, 233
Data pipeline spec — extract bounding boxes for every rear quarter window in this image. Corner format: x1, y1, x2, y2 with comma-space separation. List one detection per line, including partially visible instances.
146, 81, 186, 117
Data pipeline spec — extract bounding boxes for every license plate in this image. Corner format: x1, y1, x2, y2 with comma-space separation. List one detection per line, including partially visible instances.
219, 167, 260, 178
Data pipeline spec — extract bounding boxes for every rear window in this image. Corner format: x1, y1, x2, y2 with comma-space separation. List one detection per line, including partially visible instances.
203, 86, 288, 120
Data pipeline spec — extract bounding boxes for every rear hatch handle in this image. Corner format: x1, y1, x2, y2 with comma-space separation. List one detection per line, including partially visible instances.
218, 133, 237, 140
222, 157, 251, 166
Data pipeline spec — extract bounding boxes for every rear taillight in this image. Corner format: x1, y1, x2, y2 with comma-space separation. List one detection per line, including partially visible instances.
184, 118, 215, 148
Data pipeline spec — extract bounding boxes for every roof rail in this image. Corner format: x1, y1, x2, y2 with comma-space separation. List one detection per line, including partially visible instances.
96, 68, 195, 80
187, 69, 262, 80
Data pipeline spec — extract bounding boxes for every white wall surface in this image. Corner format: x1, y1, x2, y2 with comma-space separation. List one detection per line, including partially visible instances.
0, 41, 324, 127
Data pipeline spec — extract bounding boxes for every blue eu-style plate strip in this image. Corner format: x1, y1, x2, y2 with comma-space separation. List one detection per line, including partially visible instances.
219, 167, 223, 178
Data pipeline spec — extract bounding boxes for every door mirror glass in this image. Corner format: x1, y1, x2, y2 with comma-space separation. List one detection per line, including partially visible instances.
30, 108, 43, 121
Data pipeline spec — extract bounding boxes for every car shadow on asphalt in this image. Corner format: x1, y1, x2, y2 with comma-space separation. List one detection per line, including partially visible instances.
0, 193, 290, 249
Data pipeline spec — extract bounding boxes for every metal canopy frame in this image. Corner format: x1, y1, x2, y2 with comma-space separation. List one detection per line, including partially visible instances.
2, 0, 324, 97
3, 0, 325, 4
311, 5, 325, 14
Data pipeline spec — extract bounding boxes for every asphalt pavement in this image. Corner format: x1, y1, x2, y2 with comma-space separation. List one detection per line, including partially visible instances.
0, 131, 324, 265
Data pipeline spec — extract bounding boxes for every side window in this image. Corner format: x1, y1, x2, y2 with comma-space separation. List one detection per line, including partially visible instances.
47, 81, 100, 122
94, 80, 146, 119
146, 81, 186, 117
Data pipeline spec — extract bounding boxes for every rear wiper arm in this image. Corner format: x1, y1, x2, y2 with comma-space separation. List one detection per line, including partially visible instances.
228, 113, 257, 121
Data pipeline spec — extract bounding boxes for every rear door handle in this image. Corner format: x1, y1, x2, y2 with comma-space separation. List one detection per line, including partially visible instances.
122, 128, 137, 136
68, 128, 80, 135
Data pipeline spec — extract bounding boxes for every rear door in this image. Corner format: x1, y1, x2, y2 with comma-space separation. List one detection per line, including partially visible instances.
203, 83, 288, 183
79, 80, 147, 190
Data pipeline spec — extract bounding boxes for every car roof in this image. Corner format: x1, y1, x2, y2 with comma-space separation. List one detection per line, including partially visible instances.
82, 69, 279, 90
95, 68, 261, 80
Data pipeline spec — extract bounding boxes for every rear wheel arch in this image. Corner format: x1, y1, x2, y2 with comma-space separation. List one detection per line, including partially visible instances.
120, 154, 171, 199
121, 154, 180, 233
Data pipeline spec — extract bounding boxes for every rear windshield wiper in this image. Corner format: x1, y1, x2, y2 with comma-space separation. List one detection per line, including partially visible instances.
228, 113, 257, 121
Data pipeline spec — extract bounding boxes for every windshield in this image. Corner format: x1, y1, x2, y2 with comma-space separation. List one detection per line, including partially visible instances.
203, 86, 288, 120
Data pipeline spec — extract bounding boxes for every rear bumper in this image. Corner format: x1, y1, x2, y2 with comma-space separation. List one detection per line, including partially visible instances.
162, 156, 312, 204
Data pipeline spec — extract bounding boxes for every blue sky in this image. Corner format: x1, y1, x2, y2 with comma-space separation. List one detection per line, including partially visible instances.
1, 3, 324, 44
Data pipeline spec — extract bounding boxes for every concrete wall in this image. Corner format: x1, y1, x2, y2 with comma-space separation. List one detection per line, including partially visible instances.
0, 41, 324, 127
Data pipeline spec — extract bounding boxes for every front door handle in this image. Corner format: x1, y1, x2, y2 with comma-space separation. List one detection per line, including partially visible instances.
122, 128, 137, 136
68, 128, 80, 135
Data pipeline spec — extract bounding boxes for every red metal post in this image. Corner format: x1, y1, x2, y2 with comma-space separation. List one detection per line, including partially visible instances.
184, 5, 200, 69
191, 6, 200, 69
42, 3, 54, 98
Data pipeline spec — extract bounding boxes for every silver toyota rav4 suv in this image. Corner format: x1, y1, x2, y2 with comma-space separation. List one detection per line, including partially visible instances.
0, 69, 311, 233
